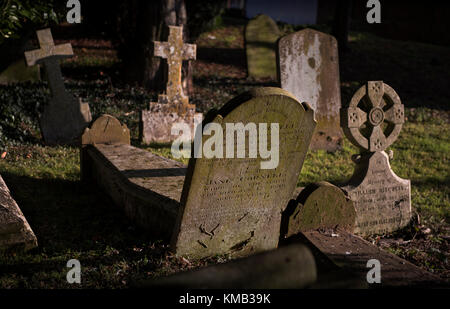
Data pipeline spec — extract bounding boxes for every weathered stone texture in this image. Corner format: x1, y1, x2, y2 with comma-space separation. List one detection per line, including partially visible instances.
278, 28, 342, 151
141, 26, 200, 144
282, 182, 355, 238
172, 87, 316, 259
0, 175, 37, 251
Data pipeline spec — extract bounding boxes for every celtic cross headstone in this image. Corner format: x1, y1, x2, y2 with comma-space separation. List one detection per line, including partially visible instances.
340, 81, 411, 236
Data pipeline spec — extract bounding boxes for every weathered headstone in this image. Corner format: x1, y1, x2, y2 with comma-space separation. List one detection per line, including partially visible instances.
340, 81, 411, 236
245, 14, 280, 79
0, 175, 37, 251
278, 28, 343, 151
0, 59, 40, 85
282, 182, 356, 238
24, 28, 91, 145
83, 87, 317, 259
141, 25, 200, 144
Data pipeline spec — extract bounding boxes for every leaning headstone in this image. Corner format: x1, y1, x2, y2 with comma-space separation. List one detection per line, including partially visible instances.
83, 87, 316, 259
141, 25, 200, 144
0, 175, 38, 251
281, 182, 356, 238
24, 28, 91, 145
340, 81, 411, 236
278, 28, 342, 151
245, 14, 280, 79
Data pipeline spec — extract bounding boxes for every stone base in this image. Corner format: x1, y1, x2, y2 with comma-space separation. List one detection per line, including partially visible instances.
342, 151, 412, 236
140, 103, 201, 144
0, 175, 38, 251
40, 95, 92, 145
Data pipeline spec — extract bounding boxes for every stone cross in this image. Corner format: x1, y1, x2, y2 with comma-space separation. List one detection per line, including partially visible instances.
340, 81, 411, 236
141, 25, 199, 144
153, 25, 196, 109
24, 28, 91, 145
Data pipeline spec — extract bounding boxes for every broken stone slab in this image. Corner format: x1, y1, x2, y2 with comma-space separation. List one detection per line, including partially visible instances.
281, 182, 356, 238
278, 28, 343, 151
0, 175, 38, 251
340, 82, 411, 236
24, 28, 91, 145
83, 87, 317, 259
245, 14, 280, 79
135, 244, 317, 289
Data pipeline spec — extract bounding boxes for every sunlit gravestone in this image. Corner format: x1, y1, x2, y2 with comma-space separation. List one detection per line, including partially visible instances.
82, 87, 316, 259
341, 81, 411, 236
278, 28, 343, 151
24, 28, 91, 145
141, 25, 201, 144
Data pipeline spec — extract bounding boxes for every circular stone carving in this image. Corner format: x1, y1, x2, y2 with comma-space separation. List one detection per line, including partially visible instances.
341, 81, 404, 152
369, 107, 384, 126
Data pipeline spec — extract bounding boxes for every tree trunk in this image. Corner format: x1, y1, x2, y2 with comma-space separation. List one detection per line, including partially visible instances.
116, 0, 192, 94
332, 0, 352, 54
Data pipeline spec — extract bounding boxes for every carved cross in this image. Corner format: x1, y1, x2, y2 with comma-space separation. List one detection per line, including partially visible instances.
24, 28, 73, 99
153, 26, 196, 108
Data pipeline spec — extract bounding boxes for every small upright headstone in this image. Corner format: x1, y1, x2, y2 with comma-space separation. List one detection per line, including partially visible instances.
141, 26, 200, 144
340, 81, 411, 236
278, 28, 342, 151
24, 28, 91, 145
245, 14, 280, 79
282, 182, 356, 238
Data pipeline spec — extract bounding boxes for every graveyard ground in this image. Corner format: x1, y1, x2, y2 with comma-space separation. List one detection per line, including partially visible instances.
0, 18, 449, 288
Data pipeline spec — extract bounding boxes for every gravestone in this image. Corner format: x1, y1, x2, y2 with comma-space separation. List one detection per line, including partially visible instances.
340, 81, 411, 236
245, 14, 280, 79
0, 59, 40, 85
82, 87, 317, 259
141, 26, 200, 144
24, 28, 91, 145
278, 28, 342, 151
282, 182, 356, 238
0, 175, 37, 251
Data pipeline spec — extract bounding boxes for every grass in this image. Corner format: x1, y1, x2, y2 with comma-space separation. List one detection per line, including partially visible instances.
0, 18, 449, 287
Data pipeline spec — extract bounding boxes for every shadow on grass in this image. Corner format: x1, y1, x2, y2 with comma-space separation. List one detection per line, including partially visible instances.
0, 172, 165, 253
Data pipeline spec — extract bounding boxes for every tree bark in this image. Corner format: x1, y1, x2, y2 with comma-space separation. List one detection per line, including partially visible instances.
116, 0, 192, 93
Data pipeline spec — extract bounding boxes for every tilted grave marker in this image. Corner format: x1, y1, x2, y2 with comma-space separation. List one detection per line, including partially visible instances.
83, 87, 316, 259
24, 28, 91, 145
141, 25, 200, 144
278, 28, 343, 151
340, 81, 411, 236
0, 175, 37, 251
245, 14, 280, 79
